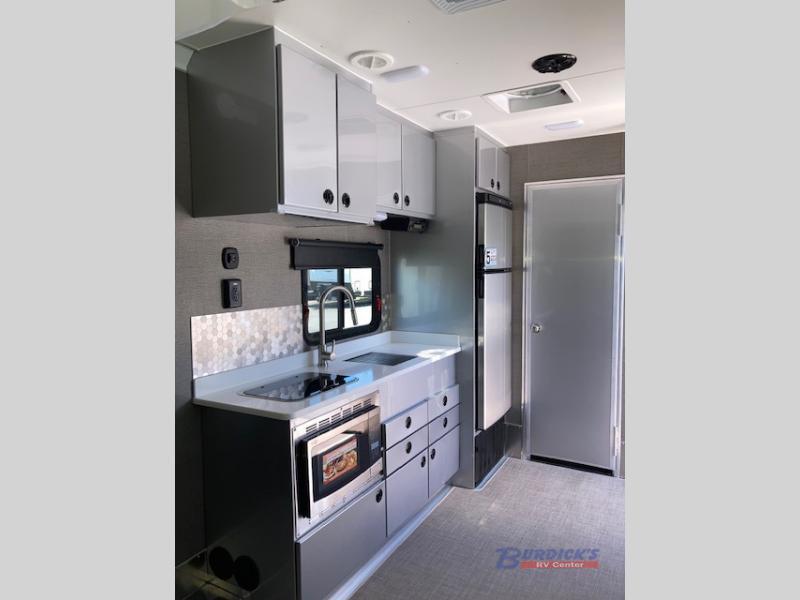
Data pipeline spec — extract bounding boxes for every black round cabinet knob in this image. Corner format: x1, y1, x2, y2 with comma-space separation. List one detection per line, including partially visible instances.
490, 178, 495, 189
376, 489, 383, 503
442, 395, 448, 407
393, 192, 400, 204
405, 416, 412, 429
421, 455, 427, 468
404, 195, 410, 206
341, 193, 351, 207
497, 180, 501, 190
430, 448, 437, 460
322, 189, 334, 204
443, 417, 448, 428
405, 441, 412, 454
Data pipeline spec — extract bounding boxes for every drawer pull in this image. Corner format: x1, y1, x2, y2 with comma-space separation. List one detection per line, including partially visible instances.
405, 416, 412, 429
420, 455, 427, 468
405, 441, 413, 454
442, 395, 448, 407
376, 489, 383, 503
430, 448, 436, 460
443, 417, 448, 428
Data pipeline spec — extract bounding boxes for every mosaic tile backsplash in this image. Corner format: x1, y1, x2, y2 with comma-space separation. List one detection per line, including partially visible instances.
190, 305, 303, 378
190, 295, 391, 378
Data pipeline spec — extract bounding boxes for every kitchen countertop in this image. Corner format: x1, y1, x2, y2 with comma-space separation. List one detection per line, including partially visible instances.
192, 331, 461, 422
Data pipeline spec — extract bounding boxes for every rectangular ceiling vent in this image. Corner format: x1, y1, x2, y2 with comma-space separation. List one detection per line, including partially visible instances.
428, 0, 508, 14
483, 81, 579, 115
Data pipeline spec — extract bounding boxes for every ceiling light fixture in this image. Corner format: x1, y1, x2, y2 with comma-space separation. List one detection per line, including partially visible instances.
544, 119, 584, 131
438, 109, 472, 122
349, 51, 394, 71
380, 65, 430, 83
532, 53, 577, 74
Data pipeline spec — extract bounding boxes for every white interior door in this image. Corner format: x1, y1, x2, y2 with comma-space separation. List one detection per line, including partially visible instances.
523, 177, 624, 471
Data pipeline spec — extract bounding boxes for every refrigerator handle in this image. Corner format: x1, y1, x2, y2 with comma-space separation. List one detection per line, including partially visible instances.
477, 272, 484, 299
476, 244, 485, 273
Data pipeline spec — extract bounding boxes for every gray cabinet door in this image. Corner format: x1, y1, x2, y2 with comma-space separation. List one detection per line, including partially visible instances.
297, 481, 387, 600
375, 113, 402, 211
401, 125, 435, 217
496, 147, 510, 198
428, 425, 460, 497
386, 449, 429, 536
337, 76, 377, 223
476, 134, 497, 193
278, 45, 338, 214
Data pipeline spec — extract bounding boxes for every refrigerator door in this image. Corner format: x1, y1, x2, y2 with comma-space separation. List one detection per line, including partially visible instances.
477, 270, 512, 430
478, 200, 512, 270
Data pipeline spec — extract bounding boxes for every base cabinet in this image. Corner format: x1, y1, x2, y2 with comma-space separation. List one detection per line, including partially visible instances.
429, 426, 460, 497
296, 481, 387, 600
386, 450, 429, 536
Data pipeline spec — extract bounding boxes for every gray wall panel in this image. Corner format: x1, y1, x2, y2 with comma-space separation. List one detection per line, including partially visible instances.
507, 133, 624, 452
174, 71, 390, 565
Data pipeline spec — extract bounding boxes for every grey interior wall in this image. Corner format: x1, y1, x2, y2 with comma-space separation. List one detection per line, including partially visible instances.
175, 71, 390, 564
507, 133, 625, 455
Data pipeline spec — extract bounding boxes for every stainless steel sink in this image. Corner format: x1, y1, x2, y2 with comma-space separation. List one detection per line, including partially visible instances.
345, 352, 416, 366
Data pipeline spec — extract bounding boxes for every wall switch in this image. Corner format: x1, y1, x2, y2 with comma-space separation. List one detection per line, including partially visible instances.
222, 247, 239, 269
222, 279, 242, 308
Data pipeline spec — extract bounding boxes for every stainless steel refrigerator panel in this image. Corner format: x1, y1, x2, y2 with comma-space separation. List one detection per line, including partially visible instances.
524, 178, 623, 471
478, 202, 512, 270
477, 270, 512, 430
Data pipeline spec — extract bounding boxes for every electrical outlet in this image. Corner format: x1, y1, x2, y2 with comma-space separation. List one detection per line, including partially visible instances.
222, 279, 242, 308
222, 247, 239, 269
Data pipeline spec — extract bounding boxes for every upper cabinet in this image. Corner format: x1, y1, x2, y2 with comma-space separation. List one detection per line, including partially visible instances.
475, 132, 510, 199
401, 124, 436, 217
278, 44, 339, 216
375, 113, 402, 212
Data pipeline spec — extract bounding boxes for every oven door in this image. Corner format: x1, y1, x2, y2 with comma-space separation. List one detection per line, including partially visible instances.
296, 405, 381, 519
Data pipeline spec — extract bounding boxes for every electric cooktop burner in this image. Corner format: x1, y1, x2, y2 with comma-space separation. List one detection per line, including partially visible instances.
241, 372, 359, 402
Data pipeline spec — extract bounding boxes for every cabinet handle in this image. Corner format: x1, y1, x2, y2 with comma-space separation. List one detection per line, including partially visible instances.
405, 416, 412, 429
490, 178, 495, 189
341, 193, 351, 208
442, 395, 448, 407
375, 489, 383, 503
430, 448, 436, 460
322, 189, 334, 204
404, 195, 410, 207
393, 192, 400, 204
420, 455, 427, 468
443, 417, 448, 428
497, 180, 501, 190
405, 441, 412, 454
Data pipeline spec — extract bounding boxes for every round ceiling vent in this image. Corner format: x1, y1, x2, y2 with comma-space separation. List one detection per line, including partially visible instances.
349, 51, 394, 70
438, 109, 472, 122
532, 53, 577, 74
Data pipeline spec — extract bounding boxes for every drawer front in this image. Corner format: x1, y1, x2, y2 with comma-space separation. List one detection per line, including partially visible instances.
385, 355, 456, 418
384, 426, 428, 476
297, 481, 387, 600
428, 384, 459, 421
428, 425, 460, 497
429, 405, 460, 445
386, 449, 429, 536
383, 401, 428, 449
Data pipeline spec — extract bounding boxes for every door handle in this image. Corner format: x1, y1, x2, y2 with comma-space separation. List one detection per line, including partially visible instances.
531, 323, 543, 334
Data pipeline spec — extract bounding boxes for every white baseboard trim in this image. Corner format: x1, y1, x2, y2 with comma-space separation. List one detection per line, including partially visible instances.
326, 486, 454, 600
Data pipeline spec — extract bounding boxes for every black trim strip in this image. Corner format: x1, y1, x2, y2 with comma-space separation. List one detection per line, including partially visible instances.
476, 192, 513, 210
483, 267, 513, 274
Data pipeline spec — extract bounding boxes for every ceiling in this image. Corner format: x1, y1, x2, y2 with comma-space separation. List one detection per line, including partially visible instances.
178, 0, 624, 147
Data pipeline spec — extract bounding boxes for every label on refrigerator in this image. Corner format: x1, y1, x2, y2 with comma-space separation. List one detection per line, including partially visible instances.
485, 247, 498, 268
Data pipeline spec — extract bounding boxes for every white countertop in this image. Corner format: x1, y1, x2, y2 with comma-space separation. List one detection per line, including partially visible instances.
192, 331, 461, 422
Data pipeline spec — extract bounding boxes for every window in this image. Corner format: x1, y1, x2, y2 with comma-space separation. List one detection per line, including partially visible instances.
290, 239, 383, 345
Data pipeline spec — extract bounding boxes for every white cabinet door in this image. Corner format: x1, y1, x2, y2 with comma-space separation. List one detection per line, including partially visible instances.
386, 449, 429, 536
401, 125, 436, 217
428, 425, 460, 497
375, 114, 402, 211
496, 147, 510, 198
476, 134, 497, 193
337, 76, 377, 223
278, 45, 338, 213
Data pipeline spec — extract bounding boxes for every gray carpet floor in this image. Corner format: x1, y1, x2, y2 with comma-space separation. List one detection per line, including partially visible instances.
351, 458, 624, 600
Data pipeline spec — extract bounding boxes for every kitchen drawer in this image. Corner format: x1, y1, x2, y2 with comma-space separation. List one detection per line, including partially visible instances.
429, 405, 460, 445
384, 426, 428, 476
386, 449, 429, 536
383, 401, 427, 450
385, 356, 455, 418
296, 480, 387, 600
428, 384, 459, 422
428, 425, 460, 497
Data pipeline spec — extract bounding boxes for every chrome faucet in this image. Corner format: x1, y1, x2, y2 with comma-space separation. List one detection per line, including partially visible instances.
318, 284, 359, 366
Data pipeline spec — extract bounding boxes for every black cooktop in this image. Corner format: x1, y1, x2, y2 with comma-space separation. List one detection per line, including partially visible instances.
242, 372, 358, 402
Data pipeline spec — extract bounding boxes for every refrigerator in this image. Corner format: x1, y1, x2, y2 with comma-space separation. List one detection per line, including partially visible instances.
476, 192, 513, 431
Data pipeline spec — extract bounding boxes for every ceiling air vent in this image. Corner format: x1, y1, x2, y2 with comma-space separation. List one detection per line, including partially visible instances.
483, 81, 579, 115
428, 0, 508, 14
